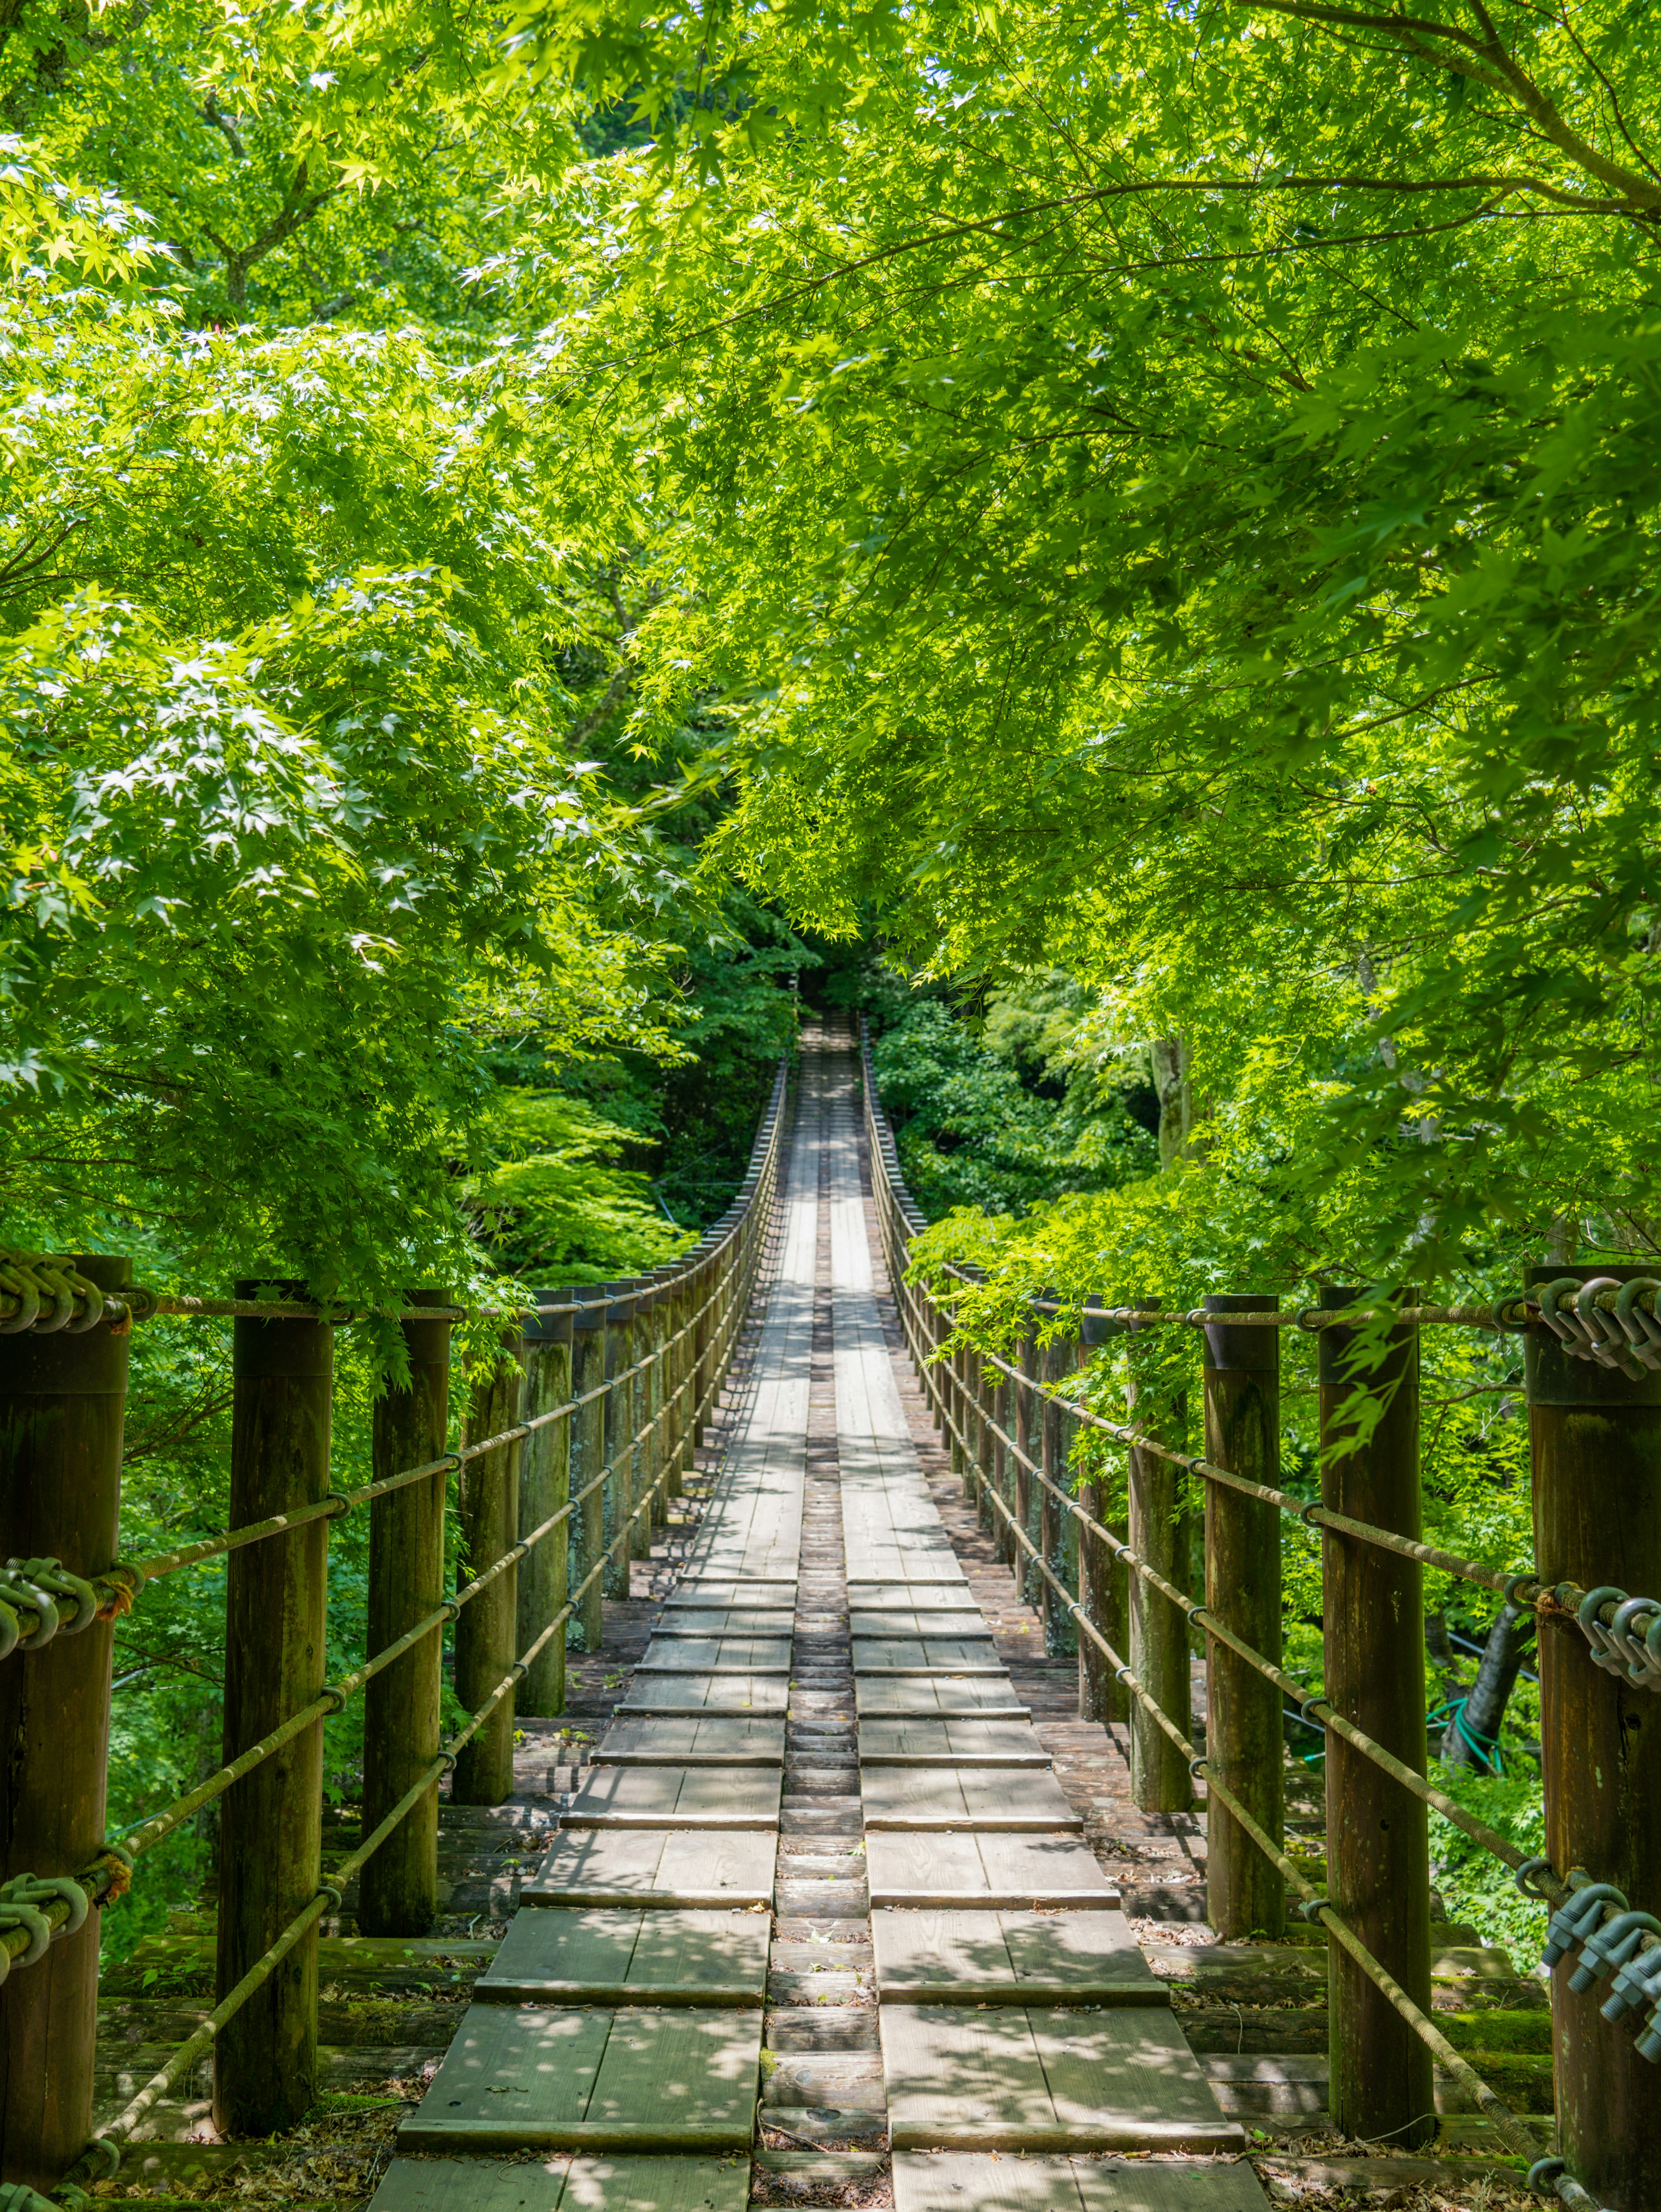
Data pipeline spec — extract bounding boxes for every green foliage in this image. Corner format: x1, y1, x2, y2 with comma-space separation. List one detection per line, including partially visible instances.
872, 991, 1153, 1219
467, 1088, 692, 1279
1428, 1764, 1549, 1971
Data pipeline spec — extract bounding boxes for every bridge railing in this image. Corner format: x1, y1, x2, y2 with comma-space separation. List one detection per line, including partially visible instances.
0, 1060, 790, 2199
860, 1020, 1660, 2212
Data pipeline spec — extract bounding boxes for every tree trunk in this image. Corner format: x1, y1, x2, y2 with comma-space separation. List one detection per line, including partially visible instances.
1443, 1601, 1533, 1772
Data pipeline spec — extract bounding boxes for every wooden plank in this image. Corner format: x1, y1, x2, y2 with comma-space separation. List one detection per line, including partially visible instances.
558, 2157, 753, 2211
860, 1768, 1081, 1832
891, 2152, 1081, 2212
853, 1639, 999, 1672
523, 1829, 775, 1907
477, 1909, 768, 2005
563, 1767, 782, 1830
586, 2008, 762, 2143
619, 1676, 789, 1716
1033, 2009, 1245, 2150
849, 1609, 985, 1635
856, 1681, 1028, 1718
891, 2156, 1270, 2212
664, 1581, 796, 1607
397, 2005, 760, 2152
881, 2005, 1246, 2151
638, 1637, 793, 1673
867, 1833, 1119, 1909
369, 2157, 570, 2211
872, 1910, 1162, 2004
594, 1719, 785, 1767
858, 1719, 1050, 1767
652, 1612, 796, 1635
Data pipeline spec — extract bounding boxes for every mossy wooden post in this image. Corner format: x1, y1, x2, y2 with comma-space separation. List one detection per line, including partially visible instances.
690, 1250, 712, 1451
1077, 1300, 1124, 1725
517, 1288, 574, 1719
989, 1364, 1010, 1553
1202, 1295, 1284, 1938
1038, 1333, 1064, 1644
602, 1287, 635, 1598
1128, 1303, 1192, 1812
630, 1280, 655, 1556
946, 1334, 966, 1490
453, 1323, 524, 1807
1526, 1263, 1661, 2208
661, 1267, 687, 1503
968, 1351, 991, 1536
641, 1277, 667, 1537
1047, 1314, 1083, 1659
569, 1290, 607, 1653
1319, 1285, 1432, 2149
215, 1280, 331, 2136
0, 1256, 130, 2189
360, 1287, 451, 1937
1013, 1319, 1036, 1604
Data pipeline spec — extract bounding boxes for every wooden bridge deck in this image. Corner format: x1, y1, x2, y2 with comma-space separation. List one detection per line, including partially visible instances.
368, 1037, 1265, 2211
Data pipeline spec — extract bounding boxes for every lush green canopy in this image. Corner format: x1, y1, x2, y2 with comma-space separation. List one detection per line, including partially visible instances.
522, 0, 1661, 1287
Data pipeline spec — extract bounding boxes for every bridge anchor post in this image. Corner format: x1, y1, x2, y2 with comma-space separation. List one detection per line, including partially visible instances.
0, 1255, 130, 2189
517, 1290, 574, 1720
1526, 1262, 1661, 2211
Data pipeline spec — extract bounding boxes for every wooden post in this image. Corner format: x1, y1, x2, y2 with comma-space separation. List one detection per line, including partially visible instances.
602, 1289, 635, 1598
0, 1256, 130, 2188
989, 1366, 1009, 1552
1076, 1302, 1118, 1724
1039, 1335, 1061, 1644
641, 1279, 666, 1537
360, 1289, 451, 1937
661, 1269, 686, 1504
1202, 1295, 1284, 1938
517, 1288, 574, 1719
453, 1324, 523, 1807
948, 1335, 967, 1489
691, 1250, 713, 1451
1319, 1285, 1432, 2149
1013, 1322, 1035, 1604
1527, 1264, 1661, 2208
1128, 1307, 1192, 1813
569, 1291, 607, 1654
215, 1281, 331, 2135
1050, 1319, 1083, 1661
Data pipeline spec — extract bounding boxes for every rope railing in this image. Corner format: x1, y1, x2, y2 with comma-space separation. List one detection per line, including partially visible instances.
0, 1059, 792, 2192
859, 1019, 1656, 2204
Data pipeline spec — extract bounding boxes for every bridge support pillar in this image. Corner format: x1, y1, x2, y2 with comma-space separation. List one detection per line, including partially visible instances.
454, 1324, 524, 1806
517, 1292, 574, 1720
0, 1255, 130, 2189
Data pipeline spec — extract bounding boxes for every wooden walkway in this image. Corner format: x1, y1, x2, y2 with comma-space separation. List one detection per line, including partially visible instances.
368, 1036, 1267, 2211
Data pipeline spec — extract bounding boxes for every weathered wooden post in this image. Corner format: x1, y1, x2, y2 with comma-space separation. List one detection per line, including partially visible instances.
1128, 1306, 1192, 1812
1038, 1334, 1062, 1644
644, 1277, 668, 1534
453, 1323, 524, 1806
690, 1250, 713, 1451
1319, 1285, 1432, 2148
957, 1343, 979, 1501
602, 1288, 635, 1597
1202, 1295, 1284, 1938
0, 1256, 130, 2187
1013, 1320, 1036, 1604
1526, 1264, 1661, 2208
628, 1280, 655, 1556
569, 1290, 607, 1653
361, 1289, 452, 1936
517, 1288, 574, 1719
1077, 1301, 1122, 1724
661, 1268, 687, 1504
215, 1280, 331, 2135
990, 1364, 1010, 1553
